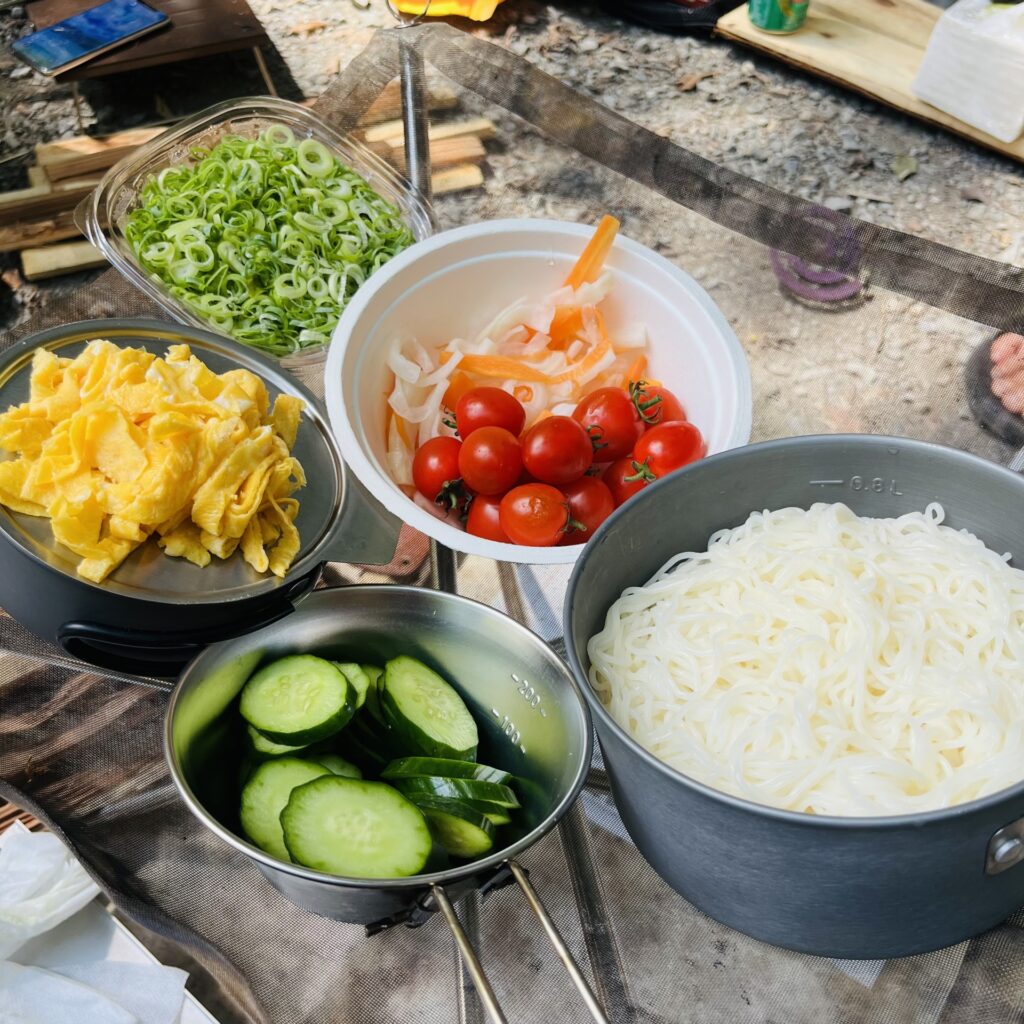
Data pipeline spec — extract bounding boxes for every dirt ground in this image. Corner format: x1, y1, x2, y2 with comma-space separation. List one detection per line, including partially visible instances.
1, 1, 1021, 330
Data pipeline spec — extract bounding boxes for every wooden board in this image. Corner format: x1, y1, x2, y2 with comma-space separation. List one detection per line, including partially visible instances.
0, 184, 95, 227
35, 127, 166, 182
28, 0, 270, 80
21, 240, 105, 280
432, 164, 485, 196
0, 211, 84, 253
716, 0, 1024, 163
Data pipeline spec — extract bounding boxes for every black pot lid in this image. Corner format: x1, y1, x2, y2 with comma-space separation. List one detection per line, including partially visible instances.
0, 319, 394, 605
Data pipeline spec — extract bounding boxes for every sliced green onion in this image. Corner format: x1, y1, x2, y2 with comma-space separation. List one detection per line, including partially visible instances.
124, 123, 414, 357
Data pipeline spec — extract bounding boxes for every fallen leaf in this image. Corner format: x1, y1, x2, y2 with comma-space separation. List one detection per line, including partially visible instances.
677, 70, 714, 92
289, 19, 328, 36
959, 185, 988, 203
2, 269, 23, 290
890, 153, 918, 181
324, 53, 341, 76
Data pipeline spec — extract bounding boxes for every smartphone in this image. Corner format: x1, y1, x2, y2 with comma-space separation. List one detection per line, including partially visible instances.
11, 0, 170, 76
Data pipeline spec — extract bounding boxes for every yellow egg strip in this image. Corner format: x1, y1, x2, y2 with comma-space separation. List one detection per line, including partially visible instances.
0, 340, 305, 583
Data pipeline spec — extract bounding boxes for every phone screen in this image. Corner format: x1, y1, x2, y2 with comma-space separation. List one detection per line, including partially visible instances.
11, 0, 168, 75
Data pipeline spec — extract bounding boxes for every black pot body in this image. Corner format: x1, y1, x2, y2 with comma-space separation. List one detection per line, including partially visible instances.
566, 435, 1024, 957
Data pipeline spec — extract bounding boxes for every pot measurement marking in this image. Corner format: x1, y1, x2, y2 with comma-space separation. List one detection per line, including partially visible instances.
491, 708, 527, 754
512, 673, 547, 717
810, 477, 903, 495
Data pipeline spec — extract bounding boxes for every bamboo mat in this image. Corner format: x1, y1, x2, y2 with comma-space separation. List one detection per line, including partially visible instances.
716, 0, 1024, 164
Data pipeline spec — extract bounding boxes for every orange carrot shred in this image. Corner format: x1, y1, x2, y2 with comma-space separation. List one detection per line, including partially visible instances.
442, 369, 476, 410
564, 215, 620, 291
513, 385, 534, 403
625, 354, 647, 385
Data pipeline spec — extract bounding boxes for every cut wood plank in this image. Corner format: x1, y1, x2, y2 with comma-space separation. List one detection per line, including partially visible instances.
21, 240, 105, 281
35, 126, 166, 181
715, 0, 1024, 163
0, 185, 95, 228
26, 166, 50, 188
432, 163, 485, 196
364, 116, 497, 147
392, 135, 487, 173
0, 211, 84, 254
301, 81, 460, 125
358, 79, 459, 126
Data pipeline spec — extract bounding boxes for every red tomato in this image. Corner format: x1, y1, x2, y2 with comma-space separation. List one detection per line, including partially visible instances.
499, 484, 570, 547
630, 380, 687, 428
458, 427, 523, 496
560, 476, 615, 545
602, 457, 654, 507
465, 494, 509, 543
633, 420, 706, 477
412, 436, 462, 502
455, 387, 525, 439
521, 416, 593, 485
572, 387, 643, 461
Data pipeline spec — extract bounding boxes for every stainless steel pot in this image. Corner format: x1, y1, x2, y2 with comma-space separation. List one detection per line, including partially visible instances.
166, 585, 606, 1023
564, 434, 1024, 959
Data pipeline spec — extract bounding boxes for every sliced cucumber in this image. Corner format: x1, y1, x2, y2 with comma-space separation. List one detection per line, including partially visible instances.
422, 806, 495, 858
381, 656, 478, 762
239, 757, 330, 861
406, 793, 512, 827
312, 753, 362, 779
281, 777, 432, 878
363, 665, 386, 725
246, 724, 311, 760
393, 776, 520, 809
364, 665, 383, 690
333, 662, 370, 710
240, 655, 354, 745
382, 757, 511, 785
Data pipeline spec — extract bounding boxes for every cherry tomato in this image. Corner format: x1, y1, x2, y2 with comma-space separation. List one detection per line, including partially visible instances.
572, 387, 643, 461
603, 457, 653, 507
633, 420, 706, 477
458, 427, 523, 496
412, 436, 462, 503
630, 380, 687, 428
465, 494, 509, 543
560, 476, 615, 545
456, 387, 525, 439
521, 416, 593, 485
499, 484, 570, 547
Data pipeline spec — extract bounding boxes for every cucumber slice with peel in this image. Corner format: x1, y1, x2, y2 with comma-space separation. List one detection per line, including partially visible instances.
240, 655, 354, 745
239, 757, 330, 861
333, 662, 370, 710
394, 776, 519, 809
382, 757, 511, 785
281, 776, 432, 878
381, 656, 478, 761
407, 793, 512, 827
422, 806, 495, 858
246, 724, 310, 760
312, 754, 362, 778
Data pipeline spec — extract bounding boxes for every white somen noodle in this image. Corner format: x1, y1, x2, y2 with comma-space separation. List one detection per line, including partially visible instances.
587, 502, 1024, 816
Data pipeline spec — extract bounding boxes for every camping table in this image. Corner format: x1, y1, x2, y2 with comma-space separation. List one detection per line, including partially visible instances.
26, 0, 277, 121
3, 22, 1024, 1024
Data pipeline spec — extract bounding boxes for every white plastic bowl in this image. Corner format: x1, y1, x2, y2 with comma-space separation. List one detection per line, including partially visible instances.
325, 218, 752, 564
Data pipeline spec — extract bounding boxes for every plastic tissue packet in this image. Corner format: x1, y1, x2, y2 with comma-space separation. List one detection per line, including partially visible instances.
913, 0, 1024, 144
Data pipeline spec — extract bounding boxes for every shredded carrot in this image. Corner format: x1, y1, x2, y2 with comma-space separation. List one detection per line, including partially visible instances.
442, 369, 475, 410
564, 215, 620, 291
548, 216, 620, 345
513, 385, 533, 403
458, 354, 556, 383
625, 355, 647, 386
394, 413, 413, 449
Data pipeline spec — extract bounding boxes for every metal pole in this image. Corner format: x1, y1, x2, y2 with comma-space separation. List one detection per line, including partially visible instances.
433, 885, 508, 1024
508, 860, 611, 1024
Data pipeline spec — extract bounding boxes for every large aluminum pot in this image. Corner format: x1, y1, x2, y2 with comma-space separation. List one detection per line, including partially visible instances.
166, 586, 591, 925
564, 434, 1024, 958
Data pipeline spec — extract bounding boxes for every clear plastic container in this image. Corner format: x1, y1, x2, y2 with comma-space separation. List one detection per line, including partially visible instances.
78, 97, 435, 370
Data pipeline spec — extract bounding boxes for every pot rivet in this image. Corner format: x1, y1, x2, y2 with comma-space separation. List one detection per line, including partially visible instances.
987, 822, 1024, 875
994, 838, 1022, 864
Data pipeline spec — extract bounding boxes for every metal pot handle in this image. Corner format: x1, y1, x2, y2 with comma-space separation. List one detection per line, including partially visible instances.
432, 859, 610, 1024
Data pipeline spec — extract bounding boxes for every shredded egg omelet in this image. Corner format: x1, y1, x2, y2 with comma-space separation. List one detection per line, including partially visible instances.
0, 340, 305, 583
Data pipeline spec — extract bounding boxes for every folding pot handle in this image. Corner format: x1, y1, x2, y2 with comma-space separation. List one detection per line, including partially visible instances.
319, 472, 402, 567
432, 861, 611, 1024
